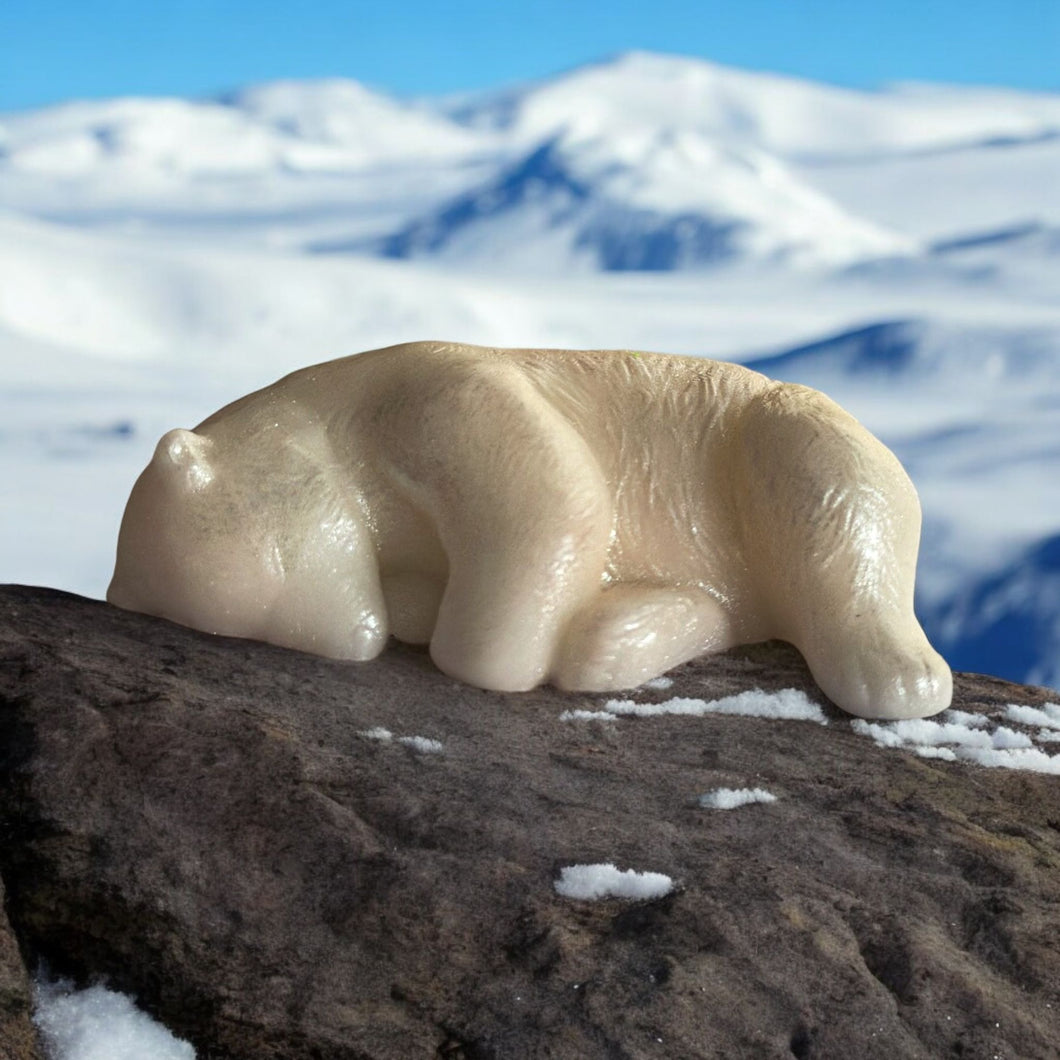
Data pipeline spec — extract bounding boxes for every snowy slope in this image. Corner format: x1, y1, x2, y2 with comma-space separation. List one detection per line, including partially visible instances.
797, 138, 1060, 244
748, 317, 1060, 387
0, 209, 517, 383
370, 131, 912, 271
0, 82, 494, 250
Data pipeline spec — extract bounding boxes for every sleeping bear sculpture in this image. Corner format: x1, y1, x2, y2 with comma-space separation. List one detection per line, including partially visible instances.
108, 341, 952, 720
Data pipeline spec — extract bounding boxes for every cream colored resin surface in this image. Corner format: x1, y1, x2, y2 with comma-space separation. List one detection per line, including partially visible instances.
109, 341, 952, 719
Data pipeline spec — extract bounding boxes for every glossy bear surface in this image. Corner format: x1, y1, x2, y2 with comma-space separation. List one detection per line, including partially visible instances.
109, 341, 952, 719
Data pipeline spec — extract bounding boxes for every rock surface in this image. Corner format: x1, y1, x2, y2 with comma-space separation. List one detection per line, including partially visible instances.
1, 583, 1059, 1060
0, 878, 43, 1060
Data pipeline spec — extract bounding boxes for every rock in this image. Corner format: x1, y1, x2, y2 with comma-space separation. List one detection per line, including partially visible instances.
1, 582, 1059, 1059
0, 878, 43, 1060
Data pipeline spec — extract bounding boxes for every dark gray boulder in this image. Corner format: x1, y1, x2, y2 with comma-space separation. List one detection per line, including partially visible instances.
1, 583, 1059, 1059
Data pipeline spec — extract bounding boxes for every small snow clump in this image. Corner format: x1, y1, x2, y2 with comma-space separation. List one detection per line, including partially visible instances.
851, 707, 1060, 774
358, 727, 443, 753
359, 726, 393, 741
698, 787, 778, 810
559, 709, 618, 721
34, 979, 195, 1060
604, 688, 826, 724
398, 735, 444, 754
554, 863, 674, 901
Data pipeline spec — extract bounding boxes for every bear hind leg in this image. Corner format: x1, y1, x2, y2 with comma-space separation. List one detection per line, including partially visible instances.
551, 585, 735, 692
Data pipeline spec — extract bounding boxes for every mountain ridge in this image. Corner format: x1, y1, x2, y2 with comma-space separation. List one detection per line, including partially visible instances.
2, 50, 1057, 271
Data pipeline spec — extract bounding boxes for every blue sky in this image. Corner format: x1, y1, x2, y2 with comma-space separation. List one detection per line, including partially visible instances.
2, 0, 1057, 112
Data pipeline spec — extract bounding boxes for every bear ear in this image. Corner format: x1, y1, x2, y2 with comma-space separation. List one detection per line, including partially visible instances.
154, 428, 214, 489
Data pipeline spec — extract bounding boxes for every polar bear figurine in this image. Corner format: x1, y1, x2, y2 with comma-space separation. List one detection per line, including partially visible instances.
108, 341, 952, 720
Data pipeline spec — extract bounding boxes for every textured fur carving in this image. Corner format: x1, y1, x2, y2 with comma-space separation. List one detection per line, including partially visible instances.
109, 341, 952, 719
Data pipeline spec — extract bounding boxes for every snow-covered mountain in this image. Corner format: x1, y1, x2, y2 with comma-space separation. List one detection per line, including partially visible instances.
0, 78, 482, 180
438, 52, 1060, 158
365, 131, 912, 271
4, 51, 1058, 269
0, 80, 493, 253
2, 51, 1059, 691
411, 50, 1060, 271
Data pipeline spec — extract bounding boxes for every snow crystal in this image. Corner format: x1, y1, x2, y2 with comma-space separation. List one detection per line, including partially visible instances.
559, 709, 618, 721
697, 787, 778, 810
604, 688, 827, 724
554, 863, 674, 901
34, 979, 195, 1060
